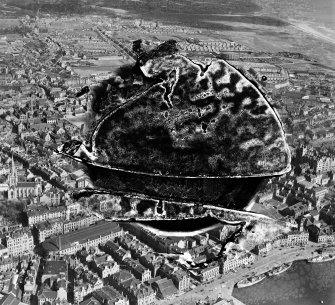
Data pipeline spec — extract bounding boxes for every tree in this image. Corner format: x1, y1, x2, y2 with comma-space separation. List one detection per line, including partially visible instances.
294, 165, 302, 176
166, 204, 176, 218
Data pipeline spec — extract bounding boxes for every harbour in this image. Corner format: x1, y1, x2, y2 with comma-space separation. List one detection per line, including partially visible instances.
233, 260, 335, 305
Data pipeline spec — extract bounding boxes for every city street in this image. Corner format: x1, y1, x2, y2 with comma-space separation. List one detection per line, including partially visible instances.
158, 242, 335, 305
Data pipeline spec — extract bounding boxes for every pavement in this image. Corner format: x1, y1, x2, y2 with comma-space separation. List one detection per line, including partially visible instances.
157, 242, 335, 305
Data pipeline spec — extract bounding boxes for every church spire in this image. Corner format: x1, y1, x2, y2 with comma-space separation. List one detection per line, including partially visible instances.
11, 155, 15, 174
9, 155, 18, 187
31, 97, 34, 114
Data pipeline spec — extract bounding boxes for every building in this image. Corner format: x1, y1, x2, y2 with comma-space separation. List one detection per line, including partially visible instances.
317, 232, 335, 243
287, 232, 309, 245
63, 214, 100, 233
170, 269, 190, 292
37, 288, 58, 305
123, 281, 156, 305
310, 186, 329, 204
284, 202, 310, 218
23, 257, 39, 300
0, 256, 20, 272
252, 242, 272, 256
2, 229, 34, 257
42, 221, 124, 255
0, 294, 26, 305
46, 116, 58, 125
190, 262, 220, 283
309, 155, 335, 173
74, 270, 104, 303
33, 220, 63, 243
90, 254, 120, 279
139, 253, 164, 278
27, 205, 67, 227
39, 188, 62, 206
123, 258, 152, 282
117, 234, 151, 259
65, 202, 81, 216
308, 225, 335, 244
119, 223, 171, 254
38, 260, 68, 305
103, 241, 132, 263
7, 156, 41, 200
220, 253, 255, 274
274, 232, 310, 247
157, 263, 190, 291
110, 269, 135, 289
41, 260, 68, 284
90, 286, 129, 305
272, 234, 287, 247
151, 278, 178, 300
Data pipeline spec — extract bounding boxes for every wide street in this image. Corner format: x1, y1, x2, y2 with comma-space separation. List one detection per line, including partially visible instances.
157, 242, 335, 305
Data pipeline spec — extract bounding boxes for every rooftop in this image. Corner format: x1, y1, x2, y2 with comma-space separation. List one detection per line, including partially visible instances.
0, 294, 20, 305
112, 270, 134, 283
79, 296, 100, 305
93, 286, 125, 303
35, 220, 62, 231
43, 260, 67, 276
153, 278, 178, 298
42, 221, 122, 252
27, 205, 66, 217
16, 182, 36, 188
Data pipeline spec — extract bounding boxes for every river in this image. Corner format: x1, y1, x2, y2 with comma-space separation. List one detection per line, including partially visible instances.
233, 260, 335, 304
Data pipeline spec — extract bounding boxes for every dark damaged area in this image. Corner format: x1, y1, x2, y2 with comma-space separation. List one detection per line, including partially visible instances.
89, 40, 290, 177
58, 39, 290, 209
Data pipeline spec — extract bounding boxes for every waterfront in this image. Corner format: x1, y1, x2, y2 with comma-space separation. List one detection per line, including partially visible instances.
157, 243, 335, 305
233, 260, 335, 305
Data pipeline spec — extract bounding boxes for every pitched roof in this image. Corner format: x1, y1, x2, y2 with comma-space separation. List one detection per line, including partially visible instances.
121, 278, 141, 290
94, 254, 111, 265
132, 284, 154, 297
153, 278, 178, 298
16, 182, 36, 188
79, 296, 100, 305
38, 288, 57, 299
0, 294, 20, 305
92, 286, 126, 304
146, 276, 162, 285
104, 241, 119, 252
42, 221, 122, 252
171, 269, 188, 280
112, 270, 133, 284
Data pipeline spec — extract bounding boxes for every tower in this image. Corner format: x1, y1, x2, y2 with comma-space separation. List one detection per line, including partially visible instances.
9, 155, 18, 187
30, 97, 34, 116
7, 155, 18, 200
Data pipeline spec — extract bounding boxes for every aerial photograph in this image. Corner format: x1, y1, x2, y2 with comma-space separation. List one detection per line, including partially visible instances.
0, 0, 334, 305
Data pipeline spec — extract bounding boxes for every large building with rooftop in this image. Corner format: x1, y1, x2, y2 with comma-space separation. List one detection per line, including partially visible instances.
41, 221, 124, 255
